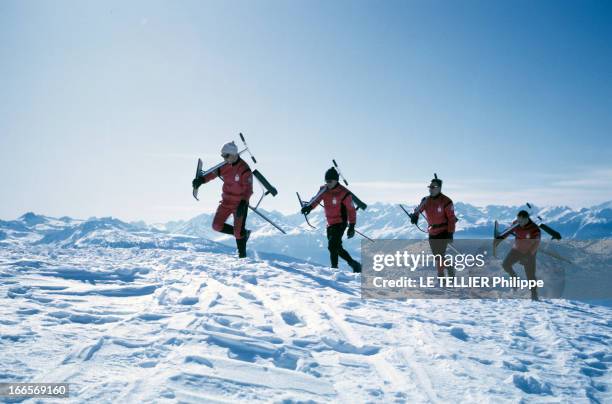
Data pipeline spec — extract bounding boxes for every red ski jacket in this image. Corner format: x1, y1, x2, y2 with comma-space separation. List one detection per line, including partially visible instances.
307, 184, 357, 226
203, 158, 253, 206
414, 194, 457, 236
500, 220, 541, 254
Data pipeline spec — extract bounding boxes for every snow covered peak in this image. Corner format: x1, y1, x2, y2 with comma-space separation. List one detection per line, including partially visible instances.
19, 212, 48, 226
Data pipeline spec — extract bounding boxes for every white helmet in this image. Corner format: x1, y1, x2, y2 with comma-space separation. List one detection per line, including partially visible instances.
221, 141, 238, 156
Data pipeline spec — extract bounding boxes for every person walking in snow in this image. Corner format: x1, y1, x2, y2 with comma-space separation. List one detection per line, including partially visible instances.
301, 167, 362, 273
496, 210, 541, 301
410, 175, 457, 278
192, 142, 253, 258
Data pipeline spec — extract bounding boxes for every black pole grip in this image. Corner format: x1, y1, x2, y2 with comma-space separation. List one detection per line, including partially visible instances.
351, 193, 367, 210
539, 223, 562, 240
253, 169, 278, 196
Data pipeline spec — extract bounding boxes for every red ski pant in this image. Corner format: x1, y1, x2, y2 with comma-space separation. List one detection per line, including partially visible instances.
212, 201, 248, 240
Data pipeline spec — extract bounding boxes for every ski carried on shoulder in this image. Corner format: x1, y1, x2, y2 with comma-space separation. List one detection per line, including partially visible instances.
493, 219, 572, 263
332, 159, 367, 210
192, 132, 286, 234
298, 159, 374, 242
191, 134, 253, 201
331, 159, 372, 241
526, 203, 562, 240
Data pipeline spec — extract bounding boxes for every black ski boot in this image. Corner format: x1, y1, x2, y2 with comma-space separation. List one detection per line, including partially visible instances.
349, 260, 362, 273
236, 230, 250, 259
446, 267, 456, 278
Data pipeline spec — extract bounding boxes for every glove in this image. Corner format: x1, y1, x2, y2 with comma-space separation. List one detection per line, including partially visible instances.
495, 235, 504, 240
409, 213, 418, 225
347, 224, 355, 239
301, 205, 312, 215
192, 177, 204, 188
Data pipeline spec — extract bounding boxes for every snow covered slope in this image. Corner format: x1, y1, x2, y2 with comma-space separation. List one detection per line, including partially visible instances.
1, 243, 610, 402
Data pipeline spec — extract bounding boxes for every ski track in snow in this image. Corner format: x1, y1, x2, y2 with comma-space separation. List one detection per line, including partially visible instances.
0, 246, 611, 403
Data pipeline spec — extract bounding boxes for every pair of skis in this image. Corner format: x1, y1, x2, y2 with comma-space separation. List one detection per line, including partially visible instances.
192, 133, 255, 201
192, 133, 286, 234
493, 203, 569, 263
525, 203, 562, 240
493, 202, 562, 240
297, 159, 374, 242
493, 220, 571, 264
331, 159, 368, 210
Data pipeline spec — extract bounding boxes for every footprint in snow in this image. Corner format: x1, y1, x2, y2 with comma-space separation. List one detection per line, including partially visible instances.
281, 311, 305, 327
240, 274, 257, 285
138, 313, 168, 321
449, 326, 469, 341
340, 299, 362, 309
178, 296, 199, 305
468, 356, 494, 365
322, 337, 380, 355
502, 360, 528, 372
238, 291, 261, 305
511, 374, 553, 395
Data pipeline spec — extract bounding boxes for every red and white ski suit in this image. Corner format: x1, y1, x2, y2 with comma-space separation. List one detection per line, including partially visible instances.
413, 194, 457, 236
499, 220, 541, 254
306, 184, 356, 226
203, 158, 253, 239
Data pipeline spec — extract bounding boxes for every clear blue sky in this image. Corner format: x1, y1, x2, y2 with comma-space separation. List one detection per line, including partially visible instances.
1, 0, 611, 222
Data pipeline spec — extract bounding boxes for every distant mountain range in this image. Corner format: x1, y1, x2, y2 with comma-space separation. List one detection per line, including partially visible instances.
2, 201, 611, 265
161, 201, 612, 264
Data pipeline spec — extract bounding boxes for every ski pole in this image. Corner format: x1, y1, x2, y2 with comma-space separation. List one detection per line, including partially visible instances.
248, 205, 286, 234
239, 133, 257, 164
197, 167, 286, 234
354, 229, 375, 243
296, 192, 317, 229
538, 247, 573, 264
399, 204, 428, 234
